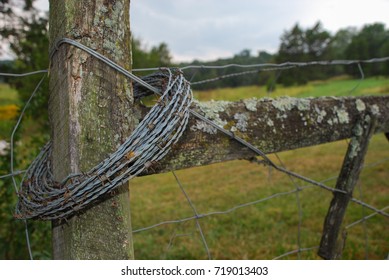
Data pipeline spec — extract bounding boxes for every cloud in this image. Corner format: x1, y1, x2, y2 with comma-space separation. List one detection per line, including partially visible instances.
21, 0, 389, 62
131, 0, 320, 61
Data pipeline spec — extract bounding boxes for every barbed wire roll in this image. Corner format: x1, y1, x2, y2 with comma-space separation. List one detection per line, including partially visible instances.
15, 68, 193, 220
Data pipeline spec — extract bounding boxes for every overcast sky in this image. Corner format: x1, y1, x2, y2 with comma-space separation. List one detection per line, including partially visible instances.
34, 0, 389, 62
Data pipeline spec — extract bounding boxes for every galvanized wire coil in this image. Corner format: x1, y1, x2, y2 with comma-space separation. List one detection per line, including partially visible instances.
16, 68, 192, 220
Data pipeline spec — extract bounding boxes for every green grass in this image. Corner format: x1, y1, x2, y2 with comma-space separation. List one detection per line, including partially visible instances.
131, 136, 389, 260
0, 83, 20, 106
130, 76, 389, 260
193, 76, 389, 101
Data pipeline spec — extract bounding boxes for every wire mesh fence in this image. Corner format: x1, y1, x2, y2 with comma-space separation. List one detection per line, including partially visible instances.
0, 47, 388, 259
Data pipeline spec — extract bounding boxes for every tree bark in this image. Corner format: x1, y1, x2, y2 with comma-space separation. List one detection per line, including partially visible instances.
48, 0, 136, 259
143, 95, 389, 175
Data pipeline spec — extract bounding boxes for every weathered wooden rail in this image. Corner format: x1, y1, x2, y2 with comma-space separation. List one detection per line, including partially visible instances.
150, 95, 389, 174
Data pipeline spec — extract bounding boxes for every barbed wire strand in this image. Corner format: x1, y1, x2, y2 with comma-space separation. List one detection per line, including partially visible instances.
3, 56, 389, 79
180, 57, 389, 71
172, 171, 212, 260
129, 56, 389, 73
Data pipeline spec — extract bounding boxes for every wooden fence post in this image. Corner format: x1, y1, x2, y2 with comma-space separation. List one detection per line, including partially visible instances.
48, 0, 135, 259
318, 113, 377, 259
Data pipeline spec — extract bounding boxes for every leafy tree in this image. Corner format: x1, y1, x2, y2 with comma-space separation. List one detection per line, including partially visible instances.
276, 22, 332, 85
330, 27, 357, 59
327, 28, 358, 76
345, 23, 389, 76
132, 38, 172, 71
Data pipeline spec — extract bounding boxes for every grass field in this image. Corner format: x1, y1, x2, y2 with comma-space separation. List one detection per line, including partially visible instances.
130, 76, 389, 260
193, 75, 389, 101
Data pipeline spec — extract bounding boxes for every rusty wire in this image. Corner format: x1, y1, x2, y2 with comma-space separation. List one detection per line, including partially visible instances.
16, 68, 193, 220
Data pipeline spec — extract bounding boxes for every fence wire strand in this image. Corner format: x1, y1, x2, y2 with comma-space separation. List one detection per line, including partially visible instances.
172, 171, 212, 260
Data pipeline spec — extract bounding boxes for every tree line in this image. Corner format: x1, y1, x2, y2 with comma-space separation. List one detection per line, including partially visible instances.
181, 21, 389, 90
131, 21, 389, 90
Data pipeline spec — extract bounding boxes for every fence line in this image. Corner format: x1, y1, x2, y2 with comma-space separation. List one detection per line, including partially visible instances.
0, 51, 388, 259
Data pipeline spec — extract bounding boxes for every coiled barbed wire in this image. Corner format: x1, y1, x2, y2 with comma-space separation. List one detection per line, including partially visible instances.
16, 68, 193, 220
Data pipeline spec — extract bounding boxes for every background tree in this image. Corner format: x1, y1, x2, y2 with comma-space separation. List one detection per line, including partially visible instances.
132, 38, 172, 70
276, 22, 332, 85
345, 23, 389, 76
327, 27, 357, 76
276, 23, 306, 86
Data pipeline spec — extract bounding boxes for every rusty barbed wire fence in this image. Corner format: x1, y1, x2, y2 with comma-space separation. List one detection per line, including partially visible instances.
0, 43, 388, 259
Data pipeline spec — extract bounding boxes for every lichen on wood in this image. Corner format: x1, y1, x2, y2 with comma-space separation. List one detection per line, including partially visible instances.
147, 95, 389, 175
